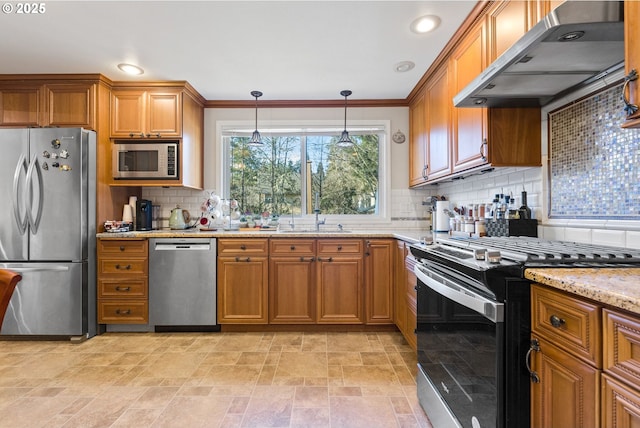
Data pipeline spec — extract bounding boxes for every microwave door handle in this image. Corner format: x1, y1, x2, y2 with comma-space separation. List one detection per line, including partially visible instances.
415, 265, 504, 322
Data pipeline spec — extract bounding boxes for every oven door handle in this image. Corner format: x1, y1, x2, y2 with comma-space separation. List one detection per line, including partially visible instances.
415, 265, 504, 322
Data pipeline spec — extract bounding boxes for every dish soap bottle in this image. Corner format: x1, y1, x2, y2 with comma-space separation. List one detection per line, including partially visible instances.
519, 190, 532, 219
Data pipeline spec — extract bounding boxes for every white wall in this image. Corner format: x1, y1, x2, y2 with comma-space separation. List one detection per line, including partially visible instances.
143, 105, 434, 231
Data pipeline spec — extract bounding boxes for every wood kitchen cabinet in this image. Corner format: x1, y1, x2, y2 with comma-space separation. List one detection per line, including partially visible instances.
316, 239, 364, 324
409, 91, 428, 186
269, 239, 316, 323
602, 308, 640, 427
108, 82, 204, 189
97, 238, 149, 324
364, 239, 394, 324
394, 240, 417, 350
217, 239, 269, 324
530, 284, 602, 428
0, 80, 96, 129
110, 88, 181, 138
449, 17, 541, 175
623, 0, 640, 128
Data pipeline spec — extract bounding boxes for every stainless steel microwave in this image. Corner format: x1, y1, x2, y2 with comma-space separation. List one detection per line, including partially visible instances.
112, 141, 178, 180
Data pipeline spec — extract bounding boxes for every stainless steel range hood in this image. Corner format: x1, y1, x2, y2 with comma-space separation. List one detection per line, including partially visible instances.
453, 1, 624, 108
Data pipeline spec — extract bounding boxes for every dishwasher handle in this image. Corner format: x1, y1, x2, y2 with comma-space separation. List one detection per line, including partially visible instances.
153, 243, 211, 251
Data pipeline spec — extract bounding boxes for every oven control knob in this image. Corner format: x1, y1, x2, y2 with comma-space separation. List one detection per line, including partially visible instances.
486, 250, 502, 263
474, 249, 486, 260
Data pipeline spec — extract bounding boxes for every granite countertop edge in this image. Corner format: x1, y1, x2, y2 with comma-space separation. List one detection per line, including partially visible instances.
97, 229, 424, 244
525, 267, 640, 315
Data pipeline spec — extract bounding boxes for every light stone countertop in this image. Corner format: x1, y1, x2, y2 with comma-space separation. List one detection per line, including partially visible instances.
525, 268, 640, 315
97, 228, 426, 244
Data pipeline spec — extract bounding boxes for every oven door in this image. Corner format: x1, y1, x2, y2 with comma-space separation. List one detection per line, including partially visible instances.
415, 263, 504, 428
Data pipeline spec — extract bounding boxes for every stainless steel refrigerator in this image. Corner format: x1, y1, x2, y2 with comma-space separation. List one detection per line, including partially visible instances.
0, 128, 96, 340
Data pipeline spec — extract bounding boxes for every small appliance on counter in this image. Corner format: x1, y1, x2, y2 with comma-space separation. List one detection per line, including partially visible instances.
136, 199, 153, 231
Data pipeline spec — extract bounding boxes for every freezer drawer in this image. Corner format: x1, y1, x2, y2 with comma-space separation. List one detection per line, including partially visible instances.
0, 262, 86, 337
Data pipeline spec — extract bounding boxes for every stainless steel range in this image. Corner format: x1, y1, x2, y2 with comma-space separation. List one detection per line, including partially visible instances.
410, 236, 640, 428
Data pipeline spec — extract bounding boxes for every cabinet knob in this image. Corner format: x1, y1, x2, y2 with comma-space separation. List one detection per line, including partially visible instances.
129, 133, 134, 137
119, 246, 125, 251
290, 245, 296, 250
549, 315, 566, 328
240, 245, 246, 250
337, 246, 342, 251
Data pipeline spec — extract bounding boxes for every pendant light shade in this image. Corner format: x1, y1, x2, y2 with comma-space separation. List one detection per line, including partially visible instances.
248, 90, 263, 146
337, 90, 354, 147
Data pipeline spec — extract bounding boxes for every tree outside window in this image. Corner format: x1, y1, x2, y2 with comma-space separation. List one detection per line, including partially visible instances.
226, 132, 379, 217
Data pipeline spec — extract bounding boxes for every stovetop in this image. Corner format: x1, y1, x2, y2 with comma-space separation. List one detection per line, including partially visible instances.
411, 236, 640, 271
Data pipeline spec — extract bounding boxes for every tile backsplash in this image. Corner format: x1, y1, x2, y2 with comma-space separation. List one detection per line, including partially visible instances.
548, 83, 640, 219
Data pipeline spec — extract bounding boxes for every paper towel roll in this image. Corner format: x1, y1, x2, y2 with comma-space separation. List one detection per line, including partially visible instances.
122, 204, 133, 223
435, 201, 450, 232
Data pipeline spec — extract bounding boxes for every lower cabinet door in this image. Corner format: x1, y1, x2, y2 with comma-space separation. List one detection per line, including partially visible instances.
217, 257, 268, 324
316, 257, 363, 324
269, 257, 315, 323
531, 336, 600, 428
602, 374, 640, 428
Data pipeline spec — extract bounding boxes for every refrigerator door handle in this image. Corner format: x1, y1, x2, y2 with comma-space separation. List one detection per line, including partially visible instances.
12, 153, 28, 235
25, 155, 44, 234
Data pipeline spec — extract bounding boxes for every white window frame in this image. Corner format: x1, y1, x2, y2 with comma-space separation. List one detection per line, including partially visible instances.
217, 119, 391, 224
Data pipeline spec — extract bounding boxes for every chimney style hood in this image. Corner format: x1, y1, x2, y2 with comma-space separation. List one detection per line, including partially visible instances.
453, 1, 624, 108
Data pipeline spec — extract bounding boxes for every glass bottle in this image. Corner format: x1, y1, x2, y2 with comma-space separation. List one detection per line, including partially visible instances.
519, 191, 532, 219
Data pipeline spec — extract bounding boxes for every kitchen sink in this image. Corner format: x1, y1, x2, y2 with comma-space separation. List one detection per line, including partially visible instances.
277, 228, 351, 234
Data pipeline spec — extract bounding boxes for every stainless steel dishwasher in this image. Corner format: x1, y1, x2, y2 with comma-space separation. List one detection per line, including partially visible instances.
149, 237, 219, 331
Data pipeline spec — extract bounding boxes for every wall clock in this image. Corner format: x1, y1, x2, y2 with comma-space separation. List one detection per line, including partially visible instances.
392, 130, 406, 144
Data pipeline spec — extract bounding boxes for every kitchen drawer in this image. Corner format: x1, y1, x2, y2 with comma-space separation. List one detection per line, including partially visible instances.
98, 278, 148, 299
531, 284, 602, 367
98, 258, 148, 276
270, 239, 315, 255
603, 308, 640, 388
98, 239, 148, 256
98, 300, 148, 324
317, 239, 362, 255
602, 373, 640, 427
218, 238, 268, 255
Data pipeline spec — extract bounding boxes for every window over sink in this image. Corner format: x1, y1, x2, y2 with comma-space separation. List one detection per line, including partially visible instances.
220, 122, 388, 220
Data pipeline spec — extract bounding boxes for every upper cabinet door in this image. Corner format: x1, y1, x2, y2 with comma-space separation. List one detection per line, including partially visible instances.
425, 64, 451, 181
487, 0, 531, 61
147, 91, 181, 137
110, 90, 146, 138
44, 83, 95, 130
0, 86, 41, 127
450, 20, 488, 173
408, 91, 427, 187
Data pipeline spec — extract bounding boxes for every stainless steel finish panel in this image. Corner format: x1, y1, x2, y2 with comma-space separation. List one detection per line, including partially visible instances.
417, 364, 463, 428
27, 128, 90, 262
0, 129, 29, 261
149, 238, 216, 326
0, 262, 85, 337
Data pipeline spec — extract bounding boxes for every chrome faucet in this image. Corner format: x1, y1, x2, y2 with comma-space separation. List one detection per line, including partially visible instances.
289, 211, 295, 230
315, 209, 325, 231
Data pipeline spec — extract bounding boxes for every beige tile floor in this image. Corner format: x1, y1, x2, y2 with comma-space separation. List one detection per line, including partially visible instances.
0, 331, 432, 427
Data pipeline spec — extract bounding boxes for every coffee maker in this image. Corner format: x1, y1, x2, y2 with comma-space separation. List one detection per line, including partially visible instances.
136, 199, 153, 231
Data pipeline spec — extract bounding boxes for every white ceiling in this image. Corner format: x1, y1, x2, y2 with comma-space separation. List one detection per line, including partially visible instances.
0, 0, 477, 101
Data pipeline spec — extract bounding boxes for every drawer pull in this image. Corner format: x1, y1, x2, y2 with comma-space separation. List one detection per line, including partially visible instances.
526, 339, 541, 383
236, 257, 251, 262
119, 246, 125, 251
115, 309, 131, 315
115, 286, 131, 292
115, 264, 131, 270
550, 315, 566, 328
317, 257, 333, 262
337, 246, 342, 251
240, 245, 246, 250
290, 245, 296, 250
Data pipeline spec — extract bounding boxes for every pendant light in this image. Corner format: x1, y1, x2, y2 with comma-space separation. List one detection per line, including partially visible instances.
337, 90, 354, 147
248, 90, 263, 146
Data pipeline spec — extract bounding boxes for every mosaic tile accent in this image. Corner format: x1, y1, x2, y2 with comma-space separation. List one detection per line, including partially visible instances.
549, 84, 640, 219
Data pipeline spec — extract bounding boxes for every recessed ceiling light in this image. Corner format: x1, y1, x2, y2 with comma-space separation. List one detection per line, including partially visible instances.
394, 61, 415, 73
410, 15, 441, 34
117, 63, 144, 76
